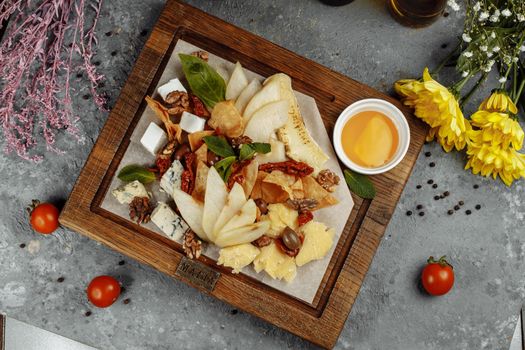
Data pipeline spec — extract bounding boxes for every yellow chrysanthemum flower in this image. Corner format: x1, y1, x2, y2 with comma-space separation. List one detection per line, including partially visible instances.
470, 110, 524, 150
479, 90, 518, 115
395, 67, 469, 152
465, 134, 525, 186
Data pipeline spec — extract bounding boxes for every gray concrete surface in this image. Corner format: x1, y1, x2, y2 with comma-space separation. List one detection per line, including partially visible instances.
1, 0, 524, 349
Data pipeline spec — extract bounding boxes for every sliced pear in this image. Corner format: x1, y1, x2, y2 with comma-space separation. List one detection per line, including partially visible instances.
226, 62, 249, 100
235, 79, 261, 114
173, 189, 206, 241
256, 137, 287, 164
202, 167, 228, 238
214, 221, 270, 248
212, 182, 246, 239
217, 243, 260, 274
220, 199, 257, 233
244, 100, 289, 142
242, 79, 281, 123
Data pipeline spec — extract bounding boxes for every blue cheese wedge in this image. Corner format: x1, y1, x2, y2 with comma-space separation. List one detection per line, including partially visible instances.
180, 111, 206, 133
111, 180, 149, 204
160, 160, 184, 198
157, 78, 187, 101
140, 122, 168, 155
151, 202, 189, 241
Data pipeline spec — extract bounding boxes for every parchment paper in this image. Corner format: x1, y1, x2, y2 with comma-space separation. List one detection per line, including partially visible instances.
101, 40, 354, 304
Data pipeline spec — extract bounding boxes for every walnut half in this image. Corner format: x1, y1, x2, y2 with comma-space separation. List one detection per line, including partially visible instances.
316, 169, 340, 192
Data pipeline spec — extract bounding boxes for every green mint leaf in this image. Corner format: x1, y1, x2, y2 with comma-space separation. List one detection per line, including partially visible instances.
179, 53, 226, 108
214, 156, 236, 182
344, 169, 376, 199
118, 164, 156, 184
203, 135, 235, 158
239, 142, 271, 161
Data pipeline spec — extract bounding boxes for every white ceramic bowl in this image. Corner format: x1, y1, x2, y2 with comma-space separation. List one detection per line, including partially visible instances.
333, 98, 410, 175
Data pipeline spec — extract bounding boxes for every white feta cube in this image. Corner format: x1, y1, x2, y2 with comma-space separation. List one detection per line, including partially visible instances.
151, 202, 189, 241
157, 78, 187, 101
160, 160, 184, 197
180, 111, 206, 134
111, 180, 149, 204
140, 122, 168, 155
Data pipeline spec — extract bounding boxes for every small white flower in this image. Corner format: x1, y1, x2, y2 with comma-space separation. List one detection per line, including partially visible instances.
487, 59, 495, 67
520, 45, 525, 52
491, 32, 496, 39
490, 14, 499, 22
493, 9, 501, 17
492, 46, 500, 52
462, 33, 472, 43
480, 45, 488, 52
513, 57, 519, 63
473, 2, 481, 11
518, 14, 525, 22
448, 0, 460, 11
483, 66, 492, 73
499, 77, 507, 83
501, 9, 512, 17
462, 71, 469, 77
479, 11, 489, 21
486, 51, 493, 57
463, 51, 473, 58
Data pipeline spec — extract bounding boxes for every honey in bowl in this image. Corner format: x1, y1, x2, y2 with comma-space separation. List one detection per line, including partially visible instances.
341, 111, 399, 168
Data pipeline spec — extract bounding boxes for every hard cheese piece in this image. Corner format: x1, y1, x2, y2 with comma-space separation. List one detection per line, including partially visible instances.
111, 180, 149, 204
140, 122, 168, 155
295, 221, 335, 266
160, 160, 184, 198
151, 202, 189, 241
253, 242, 296, 282
180, 111, 206, 134
157, 78, 187, 101
217, 243, 260, 273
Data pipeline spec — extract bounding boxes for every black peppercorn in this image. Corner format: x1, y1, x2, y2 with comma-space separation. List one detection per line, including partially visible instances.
459, 201, 464, 206
466, 210, 472, 215
418, 212, 425, 217
118, 260, 125, 266
19, 243, 26, 248
434, 195, 440, 200
123, 298, 131, 305
406, 210, 412, 216
454, 205, 460, 211
416, 185, 422, 189
425, 152, 431, 157
432, 184, 438, 189
475, 204, 481, 210
85, 311, 92, 317
447, 210, 454, 215
416, 204, 423, 210
443, 191, 450, 197
57, 277, 64, 283
429, 162, 436, 167
427, 179, 434, 184
473, 184, 479, 189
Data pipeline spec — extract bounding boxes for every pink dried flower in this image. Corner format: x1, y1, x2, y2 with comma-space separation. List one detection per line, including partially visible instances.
0, 0, 106, 161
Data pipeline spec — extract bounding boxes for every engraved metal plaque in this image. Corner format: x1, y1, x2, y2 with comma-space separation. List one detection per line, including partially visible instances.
175, 257, 220, 292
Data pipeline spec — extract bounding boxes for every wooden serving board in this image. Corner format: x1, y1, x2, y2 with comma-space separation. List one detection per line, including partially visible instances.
60, 1, 427, 348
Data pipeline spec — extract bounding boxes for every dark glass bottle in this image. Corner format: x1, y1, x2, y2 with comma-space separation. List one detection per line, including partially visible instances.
319, 0, 354, 6
388, 0, 447, 27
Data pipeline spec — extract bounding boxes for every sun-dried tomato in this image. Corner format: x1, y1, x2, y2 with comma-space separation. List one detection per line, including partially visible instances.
181, 153, 196, 194
258, 160, 314, 177
189, 94, 210, 118
227, 160, 251, 189
153, 155, 172, 177
297, 210, 313, 226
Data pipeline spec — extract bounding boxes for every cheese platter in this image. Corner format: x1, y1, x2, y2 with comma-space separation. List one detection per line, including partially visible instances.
60, 1, 427, 348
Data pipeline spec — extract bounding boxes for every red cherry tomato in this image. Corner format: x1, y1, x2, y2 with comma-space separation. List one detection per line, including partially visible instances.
30, 202, 59, 234
421, 256, 454, 296
87, 276, 121, 308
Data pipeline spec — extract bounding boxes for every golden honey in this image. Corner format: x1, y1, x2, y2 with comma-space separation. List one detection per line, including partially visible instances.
341, 111, 399, 168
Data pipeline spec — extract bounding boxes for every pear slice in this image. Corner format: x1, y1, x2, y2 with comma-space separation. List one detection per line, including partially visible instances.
214, 221, 270, 248
256, 137, 287, 164
242, 79, 281, 123
173, 189, 206, 241
220, 199, 257, 233
226, 62, 249, 100
212, 182, 246, 240
243, 100, 289, 142
202, 167, 228, 238
235, 79, 261, 114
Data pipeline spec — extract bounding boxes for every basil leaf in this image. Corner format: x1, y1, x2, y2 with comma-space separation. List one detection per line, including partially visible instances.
118, 164, 156, 184
239, 142, 271, 161
214, 156, 236, 182
344, 169, 376, 199
203, 135, 235, 157
179, 53, 226, 108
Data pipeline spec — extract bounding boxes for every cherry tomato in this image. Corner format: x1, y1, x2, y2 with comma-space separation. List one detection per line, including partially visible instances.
421, 256, 454, 296
87, 276, 121, 308
30, 202, 59, 234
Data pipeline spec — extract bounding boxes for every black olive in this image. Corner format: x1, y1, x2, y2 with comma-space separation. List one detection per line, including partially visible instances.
254, 198, 268, 215
281, 227, 301, 250
174, 143, 191, 160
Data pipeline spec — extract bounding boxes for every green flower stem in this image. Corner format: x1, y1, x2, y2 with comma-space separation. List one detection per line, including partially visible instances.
513, 80, 525, 107
460, 73, 488, 108
500, 64, 513, 89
